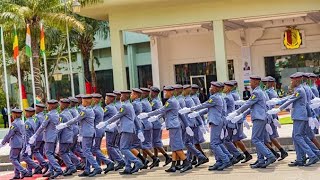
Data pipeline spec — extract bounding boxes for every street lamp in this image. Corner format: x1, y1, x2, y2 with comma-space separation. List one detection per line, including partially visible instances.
72, 0, 81, 13
53, 72, 63, 81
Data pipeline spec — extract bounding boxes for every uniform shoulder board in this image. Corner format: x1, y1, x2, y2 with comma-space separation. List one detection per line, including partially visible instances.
45, 115, 49, 120
165, 101, 170, 107
80, 111, 85, 116
251, 94, 256, 100
294, 92, 300, 97
119, 107, 124, 113
10, 125, 15, 130
208, 98, 213, 103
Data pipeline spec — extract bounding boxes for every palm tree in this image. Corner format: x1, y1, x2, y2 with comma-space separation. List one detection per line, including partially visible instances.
0, 0, 84, 99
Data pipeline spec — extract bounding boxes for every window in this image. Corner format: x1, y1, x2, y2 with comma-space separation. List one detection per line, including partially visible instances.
138, 65, 153, 88
51, 73, 79, 99
96, 70, 114, 95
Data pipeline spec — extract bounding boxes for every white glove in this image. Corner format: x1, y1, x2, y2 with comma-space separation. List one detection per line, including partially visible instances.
309, 117, 315, 129
137, 113, 149, 119
28, 135, 36, 145
220, 129, 224, 140
311, 97, 320, 104
224, 129, 228, 138
233, 129, 237, 135
267, 108, 281, 115
161, 122, 166, 130
106, 122, 117, 130
96, 121, 107, 129
199, 125, 206, 134
0, 143, 6, 149
186, 126, 194, 136
25, 144, 32, 156
310, 103, 320, 110
226, 111, 238, 121
188, 111, 200, 118
266, 98, 279, 106
178, 107, 191, 114
56, 123, 67, 130
93, 139, 96, 147
77, 135, 82, 143
55, 143, 59, 154
148, 116, 158, 123
243, 120, 250, 130
313, 118, 320, 130
272, 119, 281, 128
234, 100, 246, 105
266, 123, 273, 135
231, 114, 243, 123
205, 125, 210, 133
138, 131, 145, 142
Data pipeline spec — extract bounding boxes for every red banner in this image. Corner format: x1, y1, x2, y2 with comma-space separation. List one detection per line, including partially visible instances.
85, 82, 92, 94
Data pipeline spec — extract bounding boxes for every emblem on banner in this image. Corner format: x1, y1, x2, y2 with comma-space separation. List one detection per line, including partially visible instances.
283, 27, 302, 49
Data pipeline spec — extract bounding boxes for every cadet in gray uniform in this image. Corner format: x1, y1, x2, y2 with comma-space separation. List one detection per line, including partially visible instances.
97, 90, 144, 175
33, 104, 49, 174
56, 95, 102, 177
22, 107, 43, 175
91, 93, 115, 174
29, 100, 63, 179
138, 86, 193, 173
228, 76, 276, 169
149, 86, 172, 166
103, 93, 126, 171
58, 99, 77, 176
0, 109, 31, 180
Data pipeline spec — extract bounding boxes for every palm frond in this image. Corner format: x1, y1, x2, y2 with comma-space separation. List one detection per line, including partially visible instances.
79, 0, 103, 7
40, 12, 84, 32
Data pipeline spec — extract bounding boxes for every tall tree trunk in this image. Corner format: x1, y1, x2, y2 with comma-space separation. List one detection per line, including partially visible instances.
90, 50, 97, 93
79, 34, 93, 94
83, 53, 91, 94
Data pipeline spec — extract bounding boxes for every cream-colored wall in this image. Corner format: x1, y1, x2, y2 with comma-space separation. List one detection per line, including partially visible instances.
155, 23, 320, 92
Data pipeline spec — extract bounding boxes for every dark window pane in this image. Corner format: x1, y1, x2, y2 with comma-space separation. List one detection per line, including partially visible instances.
138, 65, 153, 88
96, 70, 114, 95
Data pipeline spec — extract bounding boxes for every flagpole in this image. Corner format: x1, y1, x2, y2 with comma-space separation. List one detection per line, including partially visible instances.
40, 23, 50, 100
26, 24, 36, 106
14, 25, 23, 110
1, 26, 11, 127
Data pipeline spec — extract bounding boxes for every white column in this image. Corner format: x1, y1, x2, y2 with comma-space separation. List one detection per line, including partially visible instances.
77, 52, 85, 94
127, 44, 138, 88
150, 36, 161, 88
213, 20, 228, 82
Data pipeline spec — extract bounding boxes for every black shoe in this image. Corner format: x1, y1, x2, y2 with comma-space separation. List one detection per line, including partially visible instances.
119, 169, 132, 175
43, 172, 53, 177
250, 162, 265, 169
50, 171, 63, 179
260, 157, 277, 168
104, 162, 115, 174
195, 157, 208, 167
165, 166, 176, 172
175, 165, 182, 170
163, 157, 172, 167
208, 163, 220, 171
149, 158, 160, 169
70, 168, 77, 174
288, 161, 305, 167
233, 154, 245, 164
274, 152, 280, 159
63, 169, 73, 176
33, 166, 43, 175
9, 176, 20, 180
249, 159, 259, 166
279, 151, 288, 161
76, 164, 84, 170
305, 157, 319, 166
191, 157, 197, 165
141, 160, 149, 169
88, 168, 102, 177
21, 171, 32, 179
78, 171, 90, 177
131, 162, 144, 174
241, 154, 252, 163
63, 168, 69, 174
217, 162, 232, 171
114, 162, 125, 171
42, 164, 49, 174
180, 162, 192, 173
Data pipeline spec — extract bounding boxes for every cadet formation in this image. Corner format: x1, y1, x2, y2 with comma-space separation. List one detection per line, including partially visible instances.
1, 72, 320, 179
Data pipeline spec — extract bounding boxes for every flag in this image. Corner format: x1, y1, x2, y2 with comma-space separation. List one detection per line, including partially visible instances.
13, 25, 19, 61
26, 24, 32, 57
40, 23, 45, 56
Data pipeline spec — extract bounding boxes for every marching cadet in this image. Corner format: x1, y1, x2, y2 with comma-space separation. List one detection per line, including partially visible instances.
190, 84, 207, 160
33, 104, 49, 174
230, 81, 252, 163
268, 72, 320, 166
29, 100, 63, 179
58, 99, 77, 176
75, 94, 84, 112
130, 89, 148, 168
91, 93, 115, 174
0, 109, 32, 179
266, 76, 288, 160
183, 85, 208, 166
113, 91, 122, 111
149, 86, 172, 166
103, 93, 126, 171
138, 86, 193, 173
97, 90, 144, 175
56, 95, 102, 177
140, 88, 160, 169
68, 97, 85, 170
112, 90, 123, 156
180, 82, 232, 171
223, 82, 245, 164
22, 107, 43, 175
227, 76, 276, 169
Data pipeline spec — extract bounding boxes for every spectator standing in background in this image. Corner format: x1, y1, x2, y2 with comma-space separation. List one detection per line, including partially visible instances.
242, 86, 251, 100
